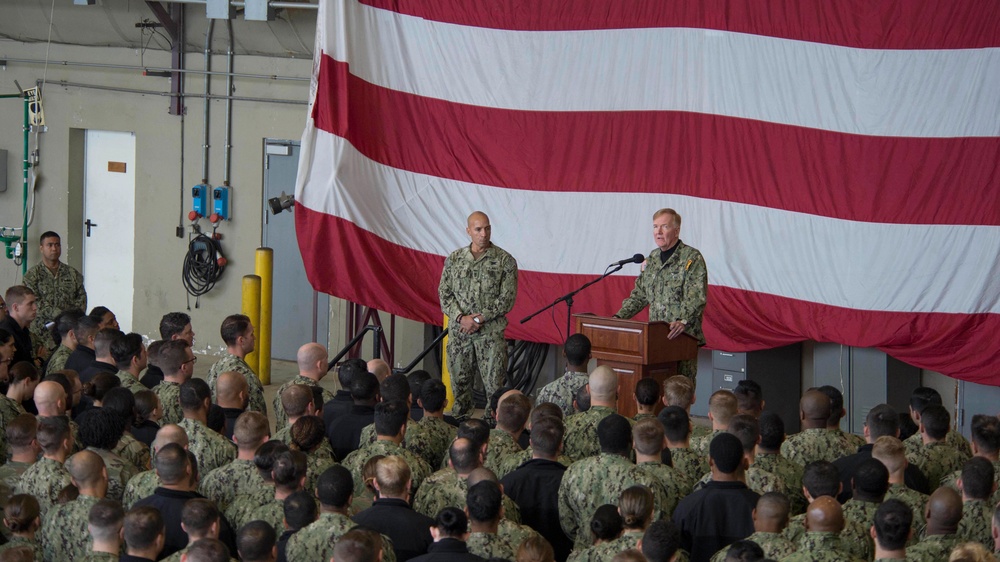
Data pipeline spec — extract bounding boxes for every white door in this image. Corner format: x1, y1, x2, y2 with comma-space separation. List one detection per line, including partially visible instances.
83, 130, 136, 332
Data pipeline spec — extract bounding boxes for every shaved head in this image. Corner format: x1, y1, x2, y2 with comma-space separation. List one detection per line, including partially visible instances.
467, 211, 489, 226
925, 486, 962, 534
153, 424, 189, 451
589, 366, 617, 401
67, 449, 107, 486
753, 492, 791, 533
216, 371, 248, 404
800, 390, 832, 425
466, 467, 499, 488
297, 343, 328, 374
804, 496, 844, 534
34, 381, 66, 412
367, 359, 391, 382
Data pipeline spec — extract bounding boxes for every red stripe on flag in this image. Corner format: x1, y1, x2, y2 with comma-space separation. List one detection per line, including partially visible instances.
311, 55, 1000, 226
296, 204, 999, 381
359, 0, 1000, 49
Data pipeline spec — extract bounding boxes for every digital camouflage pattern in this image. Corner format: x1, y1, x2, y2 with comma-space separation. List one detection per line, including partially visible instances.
562, 406, 620, 460
668, 447, 707, 489
708, 531, 797, 562
841, 498, 880, 531
906, 440, 967, 489
206, 353, 267, 415
115, 370, 147, 395
905, 533, 962, 562
81, 552, 122, 562
467, 532, 518, 560
0, 395, 26, 426
780, 428, 856, 466
558, 453, 670, 550
0, 460, 33, 498
199, 458, 264, 512
273, 375, 334, 431
781, 531, 866, 562
161, 546, 236, 562
904, 431, 972, 462
438, 243, 518, 420
23, 260, 86, 352
412, 468, 522, 524
0, 535, 44, 561
535, 371, 590, 419
153, 381, 183, 425
407, 416, 457, 470
834, 428, 866, 453
783, 513, 873, 560
304, 448, 337, 493
689, 429, 723, 458
45, 345, 73, 375
753, 452, 807, 514
224, 485, 274, 531
884, 482, 928, 530
38, 493, 99, 562
693, 467, 787, 497
342, 440, 432, 497
484, 429, 523, 477
85, 446, 138, 503
16, 457, 72, 517
567, 530, 643, 562
177, 418, 236, 474
248, 497, 285, 535
114, 432, 151, 471
633, 413, 656, 422
498, 519, 538, 551
636, 461, 686, 516
493, 448, 574, 481
957, 499, 993, 549
123, 469, 160, 509
941, 458, 1000, 507
285, 512, 397, 562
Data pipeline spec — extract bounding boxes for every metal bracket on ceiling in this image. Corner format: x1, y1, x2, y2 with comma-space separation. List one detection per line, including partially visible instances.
145, 1, 186, 116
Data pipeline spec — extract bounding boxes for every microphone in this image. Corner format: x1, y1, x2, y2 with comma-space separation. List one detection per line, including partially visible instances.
610, 253, 645, 267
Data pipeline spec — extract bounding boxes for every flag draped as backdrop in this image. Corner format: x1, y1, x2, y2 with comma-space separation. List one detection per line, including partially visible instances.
295, 0, 1000, 383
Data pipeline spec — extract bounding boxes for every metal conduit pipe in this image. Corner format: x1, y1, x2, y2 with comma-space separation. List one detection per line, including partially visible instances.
202, 20, 215, 183
2, 58, 309, 81
146, 0, 318, 8
223, 20, 234, 186
45, 79, 306, 105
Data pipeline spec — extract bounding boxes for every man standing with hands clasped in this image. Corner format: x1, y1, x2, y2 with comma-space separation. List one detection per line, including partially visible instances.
438, 211, 518, 423
615, 208, 707, 380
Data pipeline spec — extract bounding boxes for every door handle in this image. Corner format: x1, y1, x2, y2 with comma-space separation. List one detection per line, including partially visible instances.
85, 219, 98, 237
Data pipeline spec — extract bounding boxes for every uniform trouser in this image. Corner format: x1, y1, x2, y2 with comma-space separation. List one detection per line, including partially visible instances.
446, 332, 508, 421
677, 358, 698, 388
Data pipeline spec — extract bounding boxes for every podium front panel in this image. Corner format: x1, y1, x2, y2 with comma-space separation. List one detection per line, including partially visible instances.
577, 319, 647, 364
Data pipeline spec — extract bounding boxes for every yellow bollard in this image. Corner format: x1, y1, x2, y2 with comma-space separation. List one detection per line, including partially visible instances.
255, 248, 274, 385
242, 274, 262, 376
441, 315, 454, 411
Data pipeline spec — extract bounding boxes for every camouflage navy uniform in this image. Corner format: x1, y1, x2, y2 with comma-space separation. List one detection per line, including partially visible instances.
668, 447, 707, 489
484, 429, 523, 476
708, 531, 796, 562
613, 242, 707, 379
199, 458, 264, 512
567, 530, 643, 562
123, 470, 160, 509
834, 429, 866, 453
753, 452, 806, 514
782, 531, 866, 562
38, 493, 100, 562
45, 345, 73, 375
494, 448, 574, 480
249, 497, 285, 535
0, 460, 33, 496
467, 532, 518, 560
905, 533, 962, 562
689, 429, 723, 458
81, 552, 121, 562
904, 431, 972, 462
563, 406, 621, 460
783, 512, 873, 560
16, 457, 72, 516
273, 375, 334, 431
413, 468, 521, 523
115, 370, 146, 395
536, 370, 590, 418
693, 466, 787, 497
633, 413, 657, 422
177, 418, 236, 474
0, 536, 44, 560
906, 441, 967, 489
153, 380, 183, 425
224, 485, 275, 531
841, 498, 880, 531
23, 260, 86, 352
285, 512, 397, 562
558, 452, 670, 549
343, 440, 431, 497
85, 446, 138, 503
498, 519, 537, 551
206, 353, 267, 415
407, 416, 457, 470
636, 461, 687, 516
304, 449, 337, 493
884, 482, 928, 530
780, 428, 856, 466
941, 458, 1000, 507
438, 243, 518, 421
957, 499, 993, 549
114, 432, 151, 472
161, 547, 236, 562
0, 395, 26, 426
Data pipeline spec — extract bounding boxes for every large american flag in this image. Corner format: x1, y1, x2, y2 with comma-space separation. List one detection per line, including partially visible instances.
295, 0, 1000, 383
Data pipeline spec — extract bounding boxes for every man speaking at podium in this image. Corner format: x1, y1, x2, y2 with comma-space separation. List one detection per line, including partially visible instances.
614, 208, 707, 380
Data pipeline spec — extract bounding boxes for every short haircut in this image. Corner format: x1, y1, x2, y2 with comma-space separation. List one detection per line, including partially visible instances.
450, 438, 481, 473
317, 465, 355, 508
727, 414, 760, 454
36, 415, 70, 453
407, 371, 431, 402
237, 520, 276, 562
590, 504, 624, 541
85, 372, 121, 402
435, 507, 468, 537
74, 315, 102, 342
852, 458, 890, 499
111, 332, 144, 370
350, 372, 380, 402
290, 416, 326, 453
866, 404, 899, 440
94, 328, 123, 358
516, 535, 555, 562
531, 402, 564, 424
233, 412, 271, 448
333, 528, 381, 562
146, 340, 167, 368
338, 358, 368, 390
280, 384, 313, 417
77, 407, 125, 450
374, 400, 408, 436
124, 506, 165, 550
961, 457, 994, 500
39, 231, 60, 244
758, 411, 785, 450
873, 499, 912, 551
708, 390, 738, 426
658, 406, 691, 442
909, 387, 942, 415
272, 450, 308, 489
179, 378, 212, 410
4, 285, 35, 306
55, 309, 86, 340
159, 312, 192, 340
871, 436, 907, 473
184, 538, 230, 562
634, 378, 661, 407
733, 379, 764, 415
802, 460, 840, 498
254, 441, 289, 481
420, 379, 447, 413
457, 419, 491, 451
282, 490, 317, 531
597, 414, 633, 455
574, 384, 591, 412
159, 340, 192, 374
154, 443, 190, 484
564, 334, 592, 366
724, 540, 764, 562
88, 499, 125, 541
6, 414, 37, 449
970, 414, 1000, 454
653, 208, 681, 226
466, 480, 503, 523
710, 432, 745, 474
663, 375, 695, 408
497, 393, 531, 432
182, 499, 220, 536
633, 418, 666, 455
618, 485, 654, 529
380, 374, 411, 404
756, 492, 791, 525
816, 385, 845, 424
220, 314, 252, 346
3, 494, 40, 533
920, 404, 950, 440
529, 417, 564, 457
374, 455, 411, 497
641, 520, 682, 562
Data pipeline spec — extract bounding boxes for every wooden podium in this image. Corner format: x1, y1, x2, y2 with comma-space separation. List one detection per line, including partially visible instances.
574, 314, 699, 418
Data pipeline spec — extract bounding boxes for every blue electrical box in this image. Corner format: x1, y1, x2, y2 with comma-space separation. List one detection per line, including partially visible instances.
213, 186, 232, 221
192, 184, 210, 217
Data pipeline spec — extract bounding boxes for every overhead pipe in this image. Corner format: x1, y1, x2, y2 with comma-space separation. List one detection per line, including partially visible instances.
223, 20, 234, 186
140, 0, 318, 8
42, 79, 306, 105
3, 58, 309, 81
202, 20, 215, 184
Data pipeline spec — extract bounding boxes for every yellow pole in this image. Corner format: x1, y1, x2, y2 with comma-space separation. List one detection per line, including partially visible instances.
242, 274, 261, 375
255, 248, 274, 385
441, 315, 454, 411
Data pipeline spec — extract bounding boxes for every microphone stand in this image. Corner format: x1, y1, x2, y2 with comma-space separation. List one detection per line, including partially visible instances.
520, 263, 626, 337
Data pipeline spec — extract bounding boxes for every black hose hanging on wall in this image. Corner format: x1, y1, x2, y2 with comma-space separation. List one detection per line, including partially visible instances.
182, 233, 226, 298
